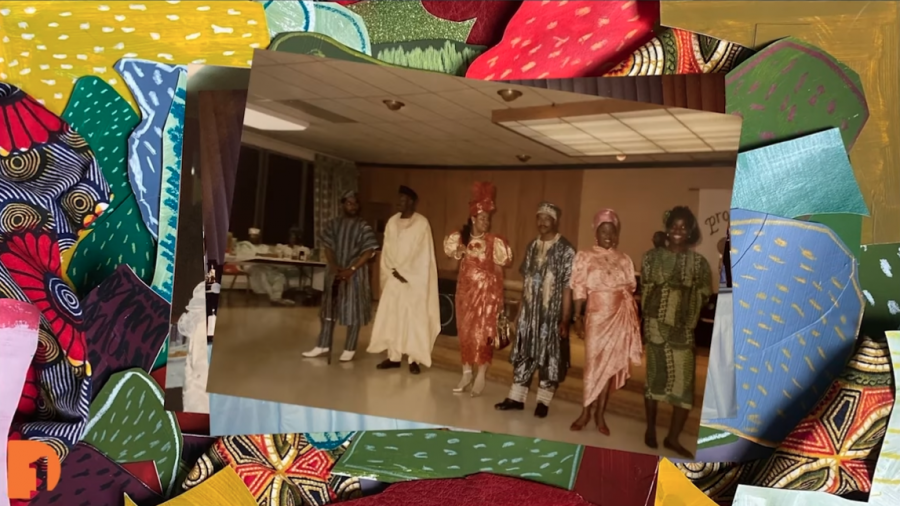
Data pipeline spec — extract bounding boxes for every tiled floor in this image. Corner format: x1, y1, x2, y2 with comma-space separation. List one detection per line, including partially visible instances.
207, 301, 689, 458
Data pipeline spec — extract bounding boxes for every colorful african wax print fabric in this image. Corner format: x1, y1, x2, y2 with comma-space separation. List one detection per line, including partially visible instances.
1, 83, 107, 475
182, 433, 361, 506
0, 83, 110, 252
678, 336, 894, 502
640, 248, 713, 410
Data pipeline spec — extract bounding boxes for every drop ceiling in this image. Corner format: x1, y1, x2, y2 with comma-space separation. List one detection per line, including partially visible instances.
247, 49, 741, 167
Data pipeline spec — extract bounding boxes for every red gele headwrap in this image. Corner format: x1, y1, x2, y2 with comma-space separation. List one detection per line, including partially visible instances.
468, 181, 496, 217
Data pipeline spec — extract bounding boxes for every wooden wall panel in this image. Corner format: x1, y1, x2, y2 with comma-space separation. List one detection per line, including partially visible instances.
359, 167, 585, 280
505, 74, 727, 113
660, 0, 900, 244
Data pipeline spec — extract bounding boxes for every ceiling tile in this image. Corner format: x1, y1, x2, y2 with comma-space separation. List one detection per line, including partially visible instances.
246, 50, 741, 167
398, 93, 483, 120
289, 62, 381, 98
325, 60, 428, 95
439, 88, 510, 117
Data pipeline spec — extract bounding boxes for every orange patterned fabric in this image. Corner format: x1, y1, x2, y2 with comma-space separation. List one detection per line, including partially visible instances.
444, 232, 513, 365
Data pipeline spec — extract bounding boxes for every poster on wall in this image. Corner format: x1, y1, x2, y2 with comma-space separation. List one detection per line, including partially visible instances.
697, 189, 733, 292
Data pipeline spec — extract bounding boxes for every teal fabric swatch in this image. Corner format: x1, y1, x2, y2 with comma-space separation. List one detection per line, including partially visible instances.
732, 128, 868, 218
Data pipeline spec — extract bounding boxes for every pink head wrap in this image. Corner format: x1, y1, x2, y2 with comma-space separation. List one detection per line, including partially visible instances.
592, 208, 620, 232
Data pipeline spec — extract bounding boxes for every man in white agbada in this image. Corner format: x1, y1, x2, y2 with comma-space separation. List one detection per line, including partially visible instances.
368, 185, 440, 375
234, 227, 296, 306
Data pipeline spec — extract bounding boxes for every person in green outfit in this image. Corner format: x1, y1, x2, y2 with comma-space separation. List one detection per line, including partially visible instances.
640, 206, 712, 459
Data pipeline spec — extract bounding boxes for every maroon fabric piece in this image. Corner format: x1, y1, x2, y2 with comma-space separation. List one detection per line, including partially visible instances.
82, 265, 170, 400
333, 1, 521, 46
341, 473, 593, 506
30, 443, 163, 506
121, 461, 163, 495
421, 1, 522, 46
182, 434, 217, 468
572, 446, 659, 506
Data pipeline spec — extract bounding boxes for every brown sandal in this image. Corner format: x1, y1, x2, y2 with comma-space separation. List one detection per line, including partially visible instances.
664, 438, 694, 459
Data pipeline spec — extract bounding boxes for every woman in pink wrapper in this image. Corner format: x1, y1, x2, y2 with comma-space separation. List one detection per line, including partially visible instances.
569, 209, 643, 434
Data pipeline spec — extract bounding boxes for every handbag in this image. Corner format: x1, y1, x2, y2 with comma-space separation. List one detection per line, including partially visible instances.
495, 305, 512, 350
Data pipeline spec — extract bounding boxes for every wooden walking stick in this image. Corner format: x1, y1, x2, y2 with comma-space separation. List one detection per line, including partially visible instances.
327, 277, 341, 365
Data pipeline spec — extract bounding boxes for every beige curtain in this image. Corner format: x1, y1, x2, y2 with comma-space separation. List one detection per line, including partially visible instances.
313, 153, 358, 248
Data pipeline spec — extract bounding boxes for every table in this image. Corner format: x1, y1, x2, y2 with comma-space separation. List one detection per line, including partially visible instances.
224, 255, 327, 291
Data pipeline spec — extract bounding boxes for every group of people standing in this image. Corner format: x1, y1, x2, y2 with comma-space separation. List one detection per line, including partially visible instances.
301, 182, 711, 458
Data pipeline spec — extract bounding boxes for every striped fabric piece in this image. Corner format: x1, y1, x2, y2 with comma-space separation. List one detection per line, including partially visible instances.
318, 216, 379, 326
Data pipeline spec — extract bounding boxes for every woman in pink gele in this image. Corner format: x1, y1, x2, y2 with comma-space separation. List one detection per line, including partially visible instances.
569, 208, 642, 434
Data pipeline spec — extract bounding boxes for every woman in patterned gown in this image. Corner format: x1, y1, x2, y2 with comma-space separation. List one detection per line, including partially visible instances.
569, 209, 642, 434
443, 182, 513, 397
641, 206, 712, 458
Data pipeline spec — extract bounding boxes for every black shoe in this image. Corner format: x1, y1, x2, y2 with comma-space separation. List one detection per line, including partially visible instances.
409, 363, 421, 374
376, 359, 401, 370
534, 403, 549, 418
494, 398, 525, 411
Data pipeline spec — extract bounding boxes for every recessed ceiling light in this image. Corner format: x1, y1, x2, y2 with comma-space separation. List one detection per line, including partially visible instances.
383, 99, 405, 111
516, 154, 531, 163
616, 154, 627, 161
497, 89, 523, 102
243, 104, 309, 131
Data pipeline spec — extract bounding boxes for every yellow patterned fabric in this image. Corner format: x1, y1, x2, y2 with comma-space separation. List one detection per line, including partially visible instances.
655, 458, 718, 506
0, 1, 269, 114
126, 467, 257, 506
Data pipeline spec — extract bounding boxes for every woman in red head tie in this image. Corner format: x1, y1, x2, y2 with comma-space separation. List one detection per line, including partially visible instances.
569, 208, 643, 435
443, 182, 513, 397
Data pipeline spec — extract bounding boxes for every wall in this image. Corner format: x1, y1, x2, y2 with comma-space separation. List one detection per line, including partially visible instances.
577, 167, 735, 270
358, 168, 584, 280
359, 166, 735, 278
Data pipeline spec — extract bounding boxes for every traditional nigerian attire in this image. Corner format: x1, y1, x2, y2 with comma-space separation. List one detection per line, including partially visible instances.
508, 233, 575, 406
368, 212, 441, 366
640, 248, 712, 409
571, 246, 643, 407
317, 216, 379, 351
444, 231, 513, 365
234, 242, 295, 303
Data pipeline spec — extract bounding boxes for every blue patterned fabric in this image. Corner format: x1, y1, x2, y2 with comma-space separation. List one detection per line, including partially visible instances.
115, 59, 184, 240
703, 209, 864, 445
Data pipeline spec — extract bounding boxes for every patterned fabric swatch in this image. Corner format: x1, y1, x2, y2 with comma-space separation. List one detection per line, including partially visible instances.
114, 59, 186, 240
335, 473, 593, 506
859, 243, 900, 338
0, 1, 269, 114
331, 430, 583, 491
466, 1, 658, 80
0, 82, 111, 252
345, 0, 473, 45
63, 77, 156, 296
82, 265, 170, 399
1, 224, 92, 473
150, 70, 187, 303
128, 467, 256, 506
183, 433, 359, 506
29, 443, 163, 506
726, 37, 869, 152
680, 336, 893, 502
703, 209, 865, 445
605, 28, 753, 76
83, 369, 183, 498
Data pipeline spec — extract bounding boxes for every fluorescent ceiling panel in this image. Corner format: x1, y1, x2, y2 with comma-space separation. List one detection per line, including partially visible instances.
244, 104, 310, 131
